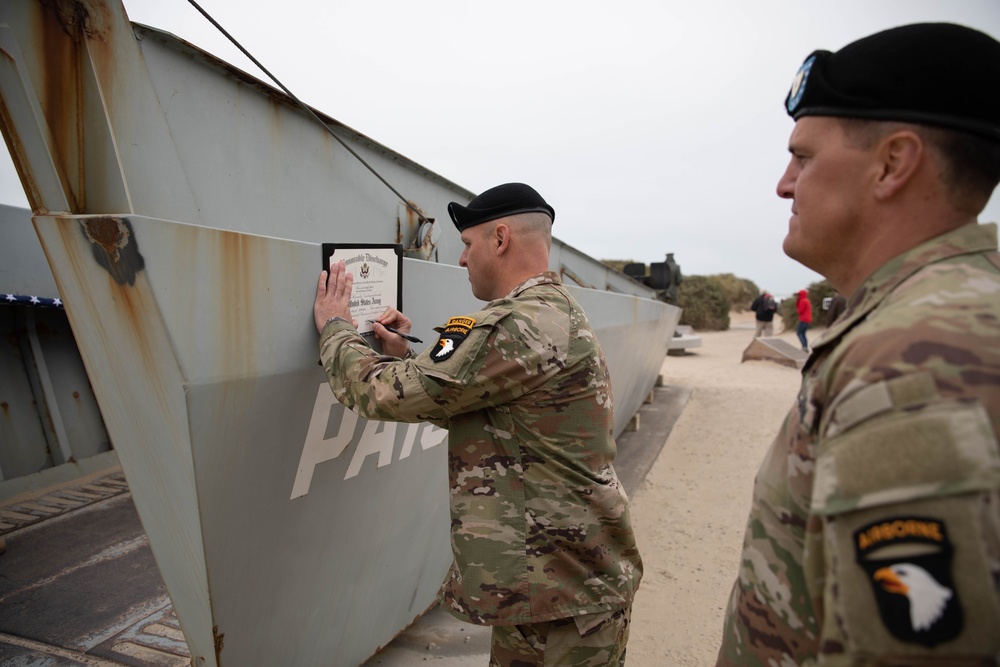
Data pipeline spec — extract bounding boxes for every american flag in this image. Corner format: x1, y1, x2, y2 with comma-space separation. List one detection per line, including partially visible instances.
2, 294, 63, 308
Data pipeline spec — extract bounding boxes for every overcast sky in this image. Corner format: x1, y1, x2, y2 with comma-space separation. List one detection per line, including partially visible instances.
2, 0, 998, 296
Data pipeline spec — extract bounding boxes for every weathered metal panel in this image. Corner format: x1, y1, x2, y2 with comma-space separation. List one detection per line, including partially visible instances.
550, 239, 658, 297
0, 204, 59, 296
0, 308, 53, 478
27, 307, 111, 461
570, 289, 681, 434
32, 212, 217, 665
0, 205, 111, 483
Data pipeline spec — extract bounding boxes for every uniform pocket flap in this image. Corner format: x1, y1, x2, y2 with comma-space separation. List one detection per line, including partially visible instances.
812, 401, 1000, 516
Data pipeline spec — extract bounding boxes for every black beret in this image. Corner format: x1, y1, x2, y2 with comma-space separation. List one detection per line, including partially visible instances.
786, 23, 1000, 141
448, 183, 555, 232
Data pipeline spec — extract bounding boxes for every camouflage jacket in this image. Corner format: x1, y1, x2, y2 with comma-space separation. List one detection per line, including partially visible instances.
717, 223, 1000, 666
319, 272, 642, 625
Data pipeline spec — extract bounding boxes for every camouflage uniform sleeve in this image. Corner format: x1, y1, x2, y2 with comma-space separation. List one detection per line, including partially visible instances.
414, 301, 580, 416
319, 319, 448, 426
717, 231, 1000, 666
318, 301, 568, 425
805, 265, 1000, 663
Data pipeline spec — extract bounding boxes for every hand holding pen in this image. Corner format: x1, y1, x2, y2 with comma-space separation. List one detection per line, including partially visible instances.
366, 320, 423, 343
366, 308, 421, 358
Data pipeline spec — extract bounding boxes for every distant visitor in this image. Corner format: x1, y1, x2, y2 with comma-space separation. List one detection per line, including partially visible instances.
749, 290, 777, 337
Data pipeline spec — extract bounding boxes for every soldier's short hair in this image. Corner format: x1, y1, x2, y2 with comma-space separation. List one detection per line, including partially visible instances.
839, 119, 1000, 213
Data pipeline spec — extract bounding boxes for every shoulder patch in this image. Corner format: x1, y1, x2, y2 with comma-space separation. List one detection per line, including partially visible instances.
431, 316, 476, 363
854, 516, 963, 646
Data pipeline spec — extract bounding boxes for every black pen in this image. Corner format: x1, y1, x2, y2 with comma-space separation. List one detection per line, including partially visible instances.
366, 320, 423, 343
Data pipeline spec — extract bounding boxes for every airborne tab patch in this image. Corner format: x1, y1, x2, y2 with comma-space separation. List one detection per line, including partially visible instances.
432, 316, 475, 363
854, 516, 963, 647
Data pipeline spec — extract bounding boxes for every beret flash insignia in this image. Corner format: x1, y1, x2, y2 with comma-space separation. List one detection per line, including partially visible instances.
786, 54, 815, 113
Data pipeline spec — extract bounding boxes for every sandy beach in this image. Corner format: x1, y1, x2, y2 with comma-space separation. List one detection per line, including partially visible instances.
626, 311, 807, 666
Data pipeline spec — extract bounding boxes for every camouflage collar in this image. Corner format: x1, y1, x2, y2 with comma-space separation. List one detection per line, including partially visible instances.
502, 271, 563, 300
812, 223, 998, 356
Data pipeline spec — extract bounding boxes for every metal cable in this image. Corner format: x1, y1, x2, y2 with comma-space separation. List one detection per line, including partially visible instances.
185, 0, 430, 224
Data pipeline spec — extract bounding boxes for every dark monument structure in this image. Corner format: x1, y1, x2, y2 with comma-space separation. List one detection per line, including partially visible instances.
623, 253, 699, 354
624, 253, 683, 305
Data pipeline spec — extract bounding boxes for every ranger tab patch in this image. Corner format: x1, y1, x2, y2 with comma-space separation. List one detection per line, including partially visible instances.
854, 516, 963, 647
432, 316, 475, 363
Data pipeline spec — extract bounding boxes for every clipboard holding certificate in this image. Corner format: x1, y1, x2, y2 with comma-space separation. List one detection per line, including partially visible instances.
322, 243, 403, 349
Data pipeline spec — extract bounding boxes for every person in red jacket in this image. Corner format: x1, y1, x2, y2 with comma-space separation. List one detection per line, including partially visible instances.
796, 289, 812, 351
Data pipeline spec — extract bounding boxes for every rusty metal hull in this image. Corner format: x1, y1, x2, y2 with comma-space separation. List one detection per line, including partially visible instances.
0, 1, 680, 665
32, 212, 466, 666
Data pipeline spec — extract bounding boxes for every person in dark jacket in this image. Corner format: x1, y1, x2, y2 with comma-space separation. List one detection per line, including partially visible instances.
750, 291, 777, 337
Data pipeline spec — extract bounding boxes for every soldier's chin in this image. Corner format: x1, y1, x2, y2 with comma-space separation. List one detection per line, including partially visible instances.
469, 284, 489, 301
783, 237, 823, 275
782, 234, 803, 262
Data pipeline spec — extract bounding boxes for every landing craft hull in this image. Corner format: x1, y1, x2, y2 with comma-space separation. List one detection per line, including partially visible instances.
0, 1, 679, 665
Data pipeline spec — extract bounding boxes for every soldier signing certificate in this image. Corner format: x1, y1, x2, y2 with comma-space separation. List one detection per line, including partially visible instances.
321, 243, 403, 345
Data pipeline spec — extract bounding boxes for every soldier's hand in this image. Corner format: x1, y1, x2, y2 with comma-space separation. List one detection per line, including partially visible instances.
369, 307, 413, 358
314, 260, 357, 333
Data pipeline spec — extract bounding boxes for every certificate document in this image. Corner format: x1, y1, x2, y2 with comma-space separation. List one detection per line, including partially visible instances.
321, 243, 403, 346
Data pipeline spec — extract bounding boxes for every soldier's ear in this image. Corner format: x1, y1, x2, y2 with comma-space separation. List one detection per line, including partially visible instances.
494, 223, 511, 255
873, 130, 922, 201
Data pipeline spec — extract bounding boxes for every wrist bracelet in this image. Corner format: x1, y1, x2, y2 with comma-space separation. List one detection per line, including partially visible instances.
324, 316, 350, 328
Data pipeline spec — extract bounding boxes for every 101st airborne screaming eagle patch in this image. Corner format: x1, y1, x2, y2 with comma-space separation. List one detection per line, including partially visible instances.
432, 316, 475, 363
854, 516, 963, 647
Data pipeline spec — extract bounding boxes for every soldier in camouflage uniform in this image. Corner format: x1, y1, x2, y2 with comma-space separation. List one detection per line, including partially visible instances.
716, 24, 1000, 665
313, 183, 642, 666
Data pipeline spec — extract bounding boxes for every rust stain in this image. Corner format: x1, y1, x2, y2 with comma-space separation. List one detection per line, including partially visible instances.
218, 229, 260, 379
156, 226, 260, 383
31, 1, 117, 214
396, 201, 436, 255
114, 272, 150, 366
81, 216, 145, 285
41, 394, 59, 441
0, 0, 110, 214
53, 217, 171, 420
213, 624, 224, 665
37, 1, 85, 212
40, 0, 108, 40
404, 201, 421, 236
84, 216, 125, 258
1, 402, 9, 418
